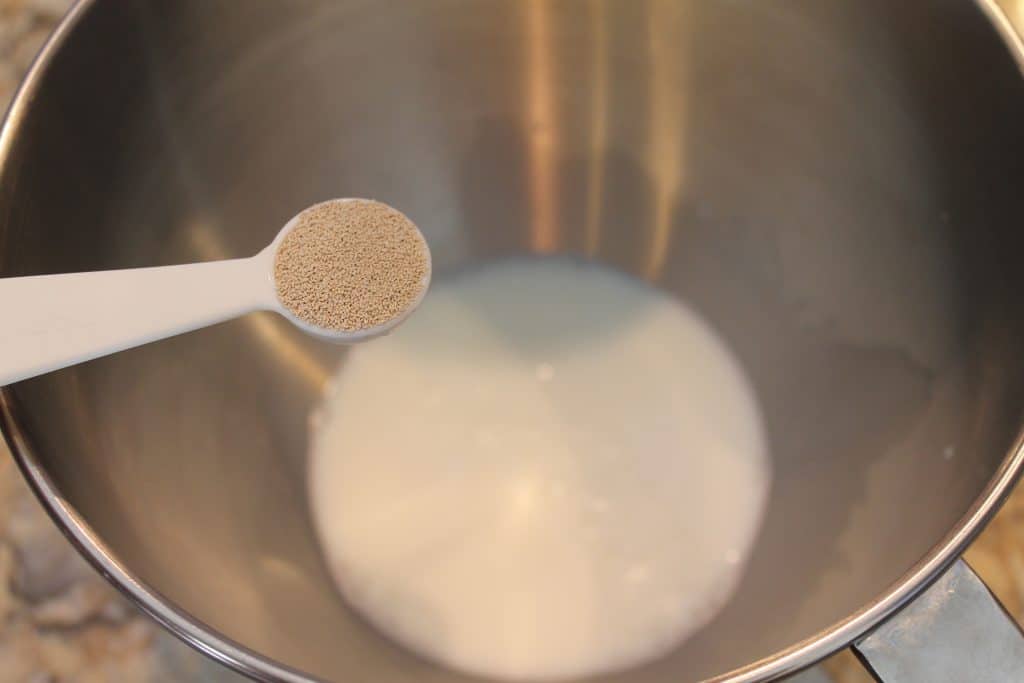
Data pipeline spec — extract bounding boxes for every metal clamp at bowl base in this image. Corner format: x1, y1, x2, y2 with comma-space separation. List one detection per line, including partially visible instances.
853, 559, 1024, 683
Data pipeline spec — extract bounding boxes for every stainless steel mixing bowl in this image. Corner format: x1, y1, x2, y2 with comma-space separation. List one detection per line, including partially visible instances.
4, 1, 1024, 681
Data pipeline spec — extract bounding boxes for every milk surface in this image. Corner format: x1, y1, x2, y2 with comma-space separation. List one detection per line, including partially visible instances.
309, 257, 771, 681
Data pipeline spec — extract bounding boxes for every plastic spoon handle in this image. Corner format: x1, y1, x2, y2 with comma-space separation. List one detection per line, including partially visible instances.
0, 253, 275, 386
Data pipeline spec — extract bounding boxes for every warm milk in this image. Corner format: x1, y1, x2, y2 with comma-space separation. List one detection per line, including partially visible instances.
308, 257, 771, 681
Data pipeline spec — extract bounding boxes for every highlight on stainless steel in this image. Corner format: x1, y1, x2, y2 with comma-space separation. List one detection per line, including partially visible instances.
3, 1, 1024, 682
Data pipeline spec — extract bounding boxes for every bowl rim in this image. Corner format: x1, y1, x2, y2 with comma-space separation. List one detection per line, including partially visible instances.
3, 1, 1024, 681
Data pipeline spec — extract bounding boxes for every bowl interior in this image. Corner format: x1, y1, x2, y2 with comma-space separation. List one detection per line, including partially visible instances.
4, 1, 1024, 681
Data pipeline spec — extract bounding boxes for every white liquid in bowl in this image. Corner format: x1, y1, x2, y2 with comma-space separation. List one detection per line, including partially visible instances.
309, 257, 771, 681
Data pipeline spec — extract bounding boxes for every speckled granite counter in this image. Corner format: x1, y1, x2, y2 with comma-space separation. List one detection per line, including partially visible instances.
0, 2, 1021, 683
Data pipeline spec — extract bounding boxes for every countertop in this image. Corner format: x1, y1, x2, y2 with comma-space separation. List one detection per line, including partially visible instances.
0, 2, 1022, 682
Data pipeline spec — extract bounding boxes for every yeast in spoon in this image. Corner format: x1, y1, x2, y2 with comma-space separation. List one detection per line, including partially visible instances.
0, 198, 431, 385
309, 257, 771, 681
272, 198, 431, 339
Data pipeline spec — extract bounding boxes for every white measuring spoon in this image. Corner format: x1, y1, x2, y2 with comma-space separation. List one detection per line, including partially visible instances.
0, 199, 431, 386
